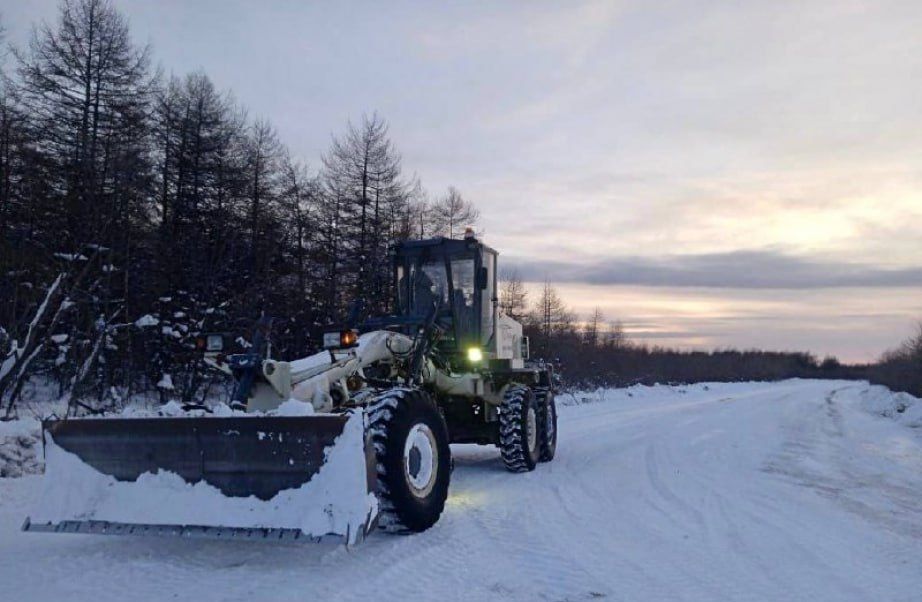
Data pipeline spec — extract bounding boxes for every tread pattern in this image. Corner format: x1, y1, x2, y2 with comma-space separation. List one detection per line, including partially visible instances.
499, 385, 537, 472
366, 387, 410, 531
535, 386, 557, 462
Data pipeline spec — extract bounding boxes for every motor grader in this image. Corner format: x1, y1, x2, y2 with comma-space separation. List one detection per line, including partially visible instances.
24, 233, 557, 544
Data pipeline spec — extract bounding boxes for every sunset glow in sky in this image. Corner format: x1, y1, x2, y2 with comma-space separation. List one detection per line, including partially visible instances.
6, 0, 921, 361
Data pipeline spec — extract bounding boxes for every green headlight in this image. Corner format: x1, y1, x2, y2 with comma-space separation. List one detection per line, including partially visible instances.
467, 347, 483, 362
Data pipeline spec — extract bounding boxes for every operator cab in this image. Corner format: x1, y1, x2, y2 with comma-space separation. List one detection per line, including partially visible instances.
393, 232, 497, 360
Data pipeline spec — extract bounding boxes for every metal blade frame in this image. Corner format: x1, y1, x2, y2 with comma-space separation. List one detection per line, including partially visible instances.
22, 517, 377, 544
41, 414, 360, 500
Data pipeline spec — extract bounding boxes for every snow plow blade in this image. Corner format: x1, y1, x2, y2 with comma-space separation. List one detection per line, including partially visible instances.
24, 412, 378, 545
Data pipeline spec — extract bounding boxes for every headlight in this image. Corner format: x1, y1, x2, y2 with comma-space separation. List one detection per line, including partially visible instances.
324, 329, 359, 350
467, 347, 483, 362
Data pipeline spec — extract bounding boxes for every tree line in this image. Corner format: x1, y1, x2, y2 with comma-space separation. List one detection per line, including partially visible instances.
0, 0, 479, 416
866, 325, 922, 397
500, 272, 922, 397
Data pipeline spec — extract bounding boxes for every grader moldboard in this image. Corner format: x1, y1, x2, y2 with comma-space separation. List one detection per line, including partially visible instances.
24, 232, 558, 544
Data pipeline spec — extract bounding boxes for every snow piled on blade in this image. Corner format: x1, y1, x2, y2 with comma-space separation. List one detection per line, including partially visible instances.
29, 411, 376, 544
273, 398, 315, 416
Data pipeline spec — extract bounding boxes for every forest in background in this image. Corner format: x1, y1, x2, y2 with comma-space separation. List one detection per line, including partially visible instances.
500, 275, 922, 397
1, 0, 919, 418
0, 0, 481, 415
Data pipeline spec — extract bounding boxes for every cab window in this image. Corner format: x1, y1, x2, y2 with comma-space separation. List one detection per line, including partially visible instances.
451, 257, 476, 343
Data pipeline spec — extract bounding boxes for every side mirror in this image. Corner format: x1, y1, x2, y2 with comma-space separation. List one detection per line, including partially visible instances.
477, 266, 489, 289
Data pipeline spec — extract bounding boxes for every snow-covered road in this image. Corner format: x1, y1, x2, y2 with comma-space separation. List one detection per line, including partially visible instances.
1, 380, 920, 601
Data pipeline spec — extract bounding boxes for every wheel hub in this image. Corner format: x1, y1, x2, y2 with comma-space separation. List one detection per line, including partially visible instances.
404, 423, 438, 498
408, 447, 422, 478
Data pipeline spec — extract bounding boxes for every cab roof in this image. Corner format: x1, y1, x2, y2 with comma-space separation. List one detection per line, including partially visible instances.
393, 236, 498, 257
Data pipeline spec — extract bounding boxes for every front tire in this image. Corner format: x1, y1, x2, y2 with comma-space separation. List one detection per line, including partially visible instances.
535, 387, 557, 462
367, 388, 451, 533
499, 385, 541, 472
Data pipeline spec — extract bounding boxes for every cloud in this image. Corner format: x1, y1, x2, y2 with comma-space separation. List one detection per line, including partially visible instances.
506, 250, 922, 289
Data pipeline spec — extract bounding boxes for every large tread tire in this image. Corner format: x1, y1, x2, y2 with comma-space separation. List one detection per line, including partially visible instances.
367, 387, 451, 533
499, 385, 541, 472
535, 386, 558, 462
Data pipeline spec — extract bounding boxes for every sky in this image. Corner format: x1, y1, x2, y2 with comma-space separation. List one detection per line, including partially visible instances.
4, 0, 921, 362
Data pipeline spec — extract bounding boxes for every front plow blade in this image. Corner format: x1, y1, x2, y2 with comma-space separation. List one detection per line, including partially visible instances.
24, 411, 378, 545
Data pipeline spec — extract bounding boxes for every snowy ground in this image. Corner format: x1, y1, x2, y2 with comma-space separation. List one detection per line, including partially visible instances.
1, 379, 920, 601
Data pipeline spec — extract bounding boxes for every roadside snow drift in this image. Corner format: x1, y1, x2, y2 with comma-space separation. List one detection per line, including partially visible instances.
27, 411, 376, 544
859, 384, 922, 428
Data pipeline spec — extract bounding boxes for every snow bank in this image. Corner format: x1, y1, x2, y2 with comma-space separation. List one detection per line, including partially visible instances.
29, 411, 376, 544
561, 381, 742, 406
0, 418, 42, 478
860, 384, 922, 429
566, 379, 922, 432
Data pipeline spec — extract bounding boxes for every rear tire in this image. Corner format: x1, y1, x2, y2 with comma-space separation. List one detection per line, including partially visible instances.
499, 385, 540, 472
367, 388, 451, 533
535, 387, 557, 462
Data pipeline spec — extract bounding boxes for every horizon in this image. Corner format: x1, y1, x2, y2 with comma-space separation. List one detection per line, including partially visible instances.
4, 0, 921, 362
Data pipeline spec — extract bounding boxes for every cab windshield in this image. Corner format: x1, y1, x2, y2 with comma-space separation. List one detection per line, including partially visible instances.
398, 259, 449, 317
396, 251, 480, 351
